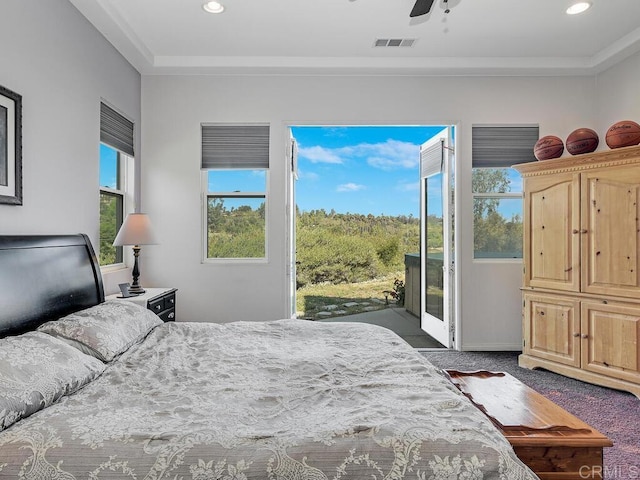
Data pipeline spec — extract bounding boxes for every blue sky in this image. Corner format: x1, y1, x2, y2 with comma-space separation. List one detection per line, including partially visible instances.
99, 144, 118, 189
291, 126, 446, 217
100, 126, 452, 218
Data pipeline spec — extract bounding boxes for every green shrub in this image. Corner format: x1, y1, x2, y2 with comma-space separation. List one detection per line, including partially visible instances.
296, 230, 381, 287
295, 209, 421, 288
376, 237, 399, 267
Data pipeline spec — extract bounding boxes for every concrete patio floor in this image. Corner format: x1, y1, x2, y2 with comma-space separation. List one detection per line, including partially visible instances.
316, 306, 446, 349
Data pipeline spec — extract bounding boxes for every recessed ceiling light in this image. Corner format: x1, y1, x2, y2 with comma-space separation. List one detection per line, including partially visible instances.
566, 2, 591, 15
202, 1, 225, 14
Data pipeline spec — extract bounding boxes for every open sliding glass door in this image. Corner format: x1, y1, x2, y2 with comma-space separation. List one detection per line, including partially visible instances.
420, 127, 454, 347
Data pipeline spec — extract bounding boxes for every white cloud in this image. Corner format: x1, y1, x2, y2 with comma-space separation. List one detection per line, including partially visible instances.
325, 127, 349, 138
397, 180, 419, 192
297, 168, 319, 181
337, 183, 366, 192
299, 139, 420, 170
360, 139, 420, 170
298, 145, 343, 164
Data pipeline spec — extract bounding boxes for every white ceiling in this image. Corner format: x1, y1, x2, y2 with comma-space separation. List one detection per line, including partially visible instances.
69, 0, 640, 76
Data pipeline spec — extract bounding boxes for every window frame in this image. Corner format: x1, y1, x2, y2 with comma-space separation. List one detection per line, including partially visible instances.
471, 124, 537, 261
471, 166, 524, 261
200, 169, 269, 264
99, 145, 134, 270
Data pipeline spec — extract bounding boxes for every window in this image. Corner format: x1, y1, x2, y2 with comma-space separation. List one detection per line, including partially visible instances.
205, 170, 267, 258
201, 124, 269, 260
99, 144, 124, 265
472, 125, 539, 259
99, 102, 134, 266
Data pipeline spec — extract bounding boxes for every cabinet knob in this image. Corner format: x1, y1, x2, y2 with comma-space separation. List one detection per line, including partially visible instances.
572, 229, 579, 234
154, 304, 162, 311
581, 229, 588, 234
581, 334, 589, 339
168, 312, 175, 319
168, 298, 174, 305
573, 333, 580, 337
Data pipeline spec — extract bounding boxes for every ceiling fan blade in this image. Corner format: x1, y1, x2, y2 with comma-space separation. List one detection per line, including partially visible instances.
410, 0, 435, 17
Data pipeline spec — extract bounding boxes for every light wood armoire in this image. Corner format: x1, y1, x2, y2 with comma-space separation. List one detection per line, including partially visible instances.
515, 145, 640, 398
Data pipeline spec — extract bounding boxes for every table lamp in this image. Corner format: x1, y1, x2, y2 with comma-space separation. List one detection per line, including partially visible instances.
113, 213, 157, 294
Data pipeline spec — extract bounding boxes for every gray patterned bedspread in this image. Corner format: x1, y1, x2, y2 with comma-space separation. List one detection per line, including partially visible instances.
0, 319, 538, 479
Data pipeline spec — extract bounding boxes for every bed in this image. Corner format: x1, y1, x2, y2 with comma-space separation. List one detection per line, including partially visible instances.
0, 234, 538, 479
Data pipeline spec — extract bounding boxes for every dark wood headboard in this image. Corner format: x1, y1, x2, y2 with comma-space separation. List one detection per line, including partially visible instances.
0, 234, 104, 338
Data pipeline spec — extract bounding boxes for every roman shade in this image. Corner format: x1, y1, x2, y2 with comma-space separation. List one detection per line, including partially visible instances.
472, 125, 539, 168
100, 102, 134, 156
201, 124, 270, 169
420, 139, 444, 178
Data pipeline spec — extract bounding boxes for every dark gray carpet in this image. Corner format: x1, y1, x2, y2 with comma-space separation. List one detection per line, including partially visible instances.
421, 350, 640, 479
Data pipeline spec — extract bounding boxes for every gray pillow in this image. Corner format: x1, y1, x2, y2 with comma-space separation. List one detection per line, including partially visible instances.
0, 331, 105, 431
38, 300, 162, 362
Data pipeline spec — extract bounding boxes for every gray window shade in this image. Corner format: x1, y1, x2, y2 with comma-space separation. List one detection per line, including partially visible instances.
472, 125, 539, 168
202, 124, 270, 169
420, 140, 443, 178
100, 102, 134, 156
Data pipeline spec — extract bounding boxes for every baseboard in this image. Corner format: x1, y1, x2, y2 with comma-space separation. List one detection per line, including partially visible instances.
459, 343, 522, 352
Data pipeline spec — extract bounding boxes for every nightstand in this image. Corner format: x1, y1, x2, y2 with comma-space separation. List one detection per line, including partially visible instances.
106, 288, 177, 322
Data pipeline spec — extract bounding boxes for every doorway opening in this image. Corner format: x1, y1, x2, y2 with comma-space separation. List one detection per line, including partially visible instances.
287, 125, 455, 348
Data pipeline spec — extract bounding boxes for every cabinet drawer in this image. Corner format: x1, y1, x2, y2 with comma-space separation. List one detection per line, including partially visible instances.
148, 290, 177, 322
158, 308, 175, 322
148, 297, 165, 314
163, 292, 176, 310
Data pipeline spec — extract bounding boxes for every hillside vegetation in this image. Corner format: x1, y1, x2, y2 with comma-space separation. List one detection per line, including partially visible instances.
101, 168, 521, 271
295, 209, 430, 288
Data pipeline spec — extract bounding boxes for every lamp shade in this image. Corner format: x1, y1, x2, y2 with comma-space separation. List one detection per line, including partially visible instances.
113, 213, 158, 246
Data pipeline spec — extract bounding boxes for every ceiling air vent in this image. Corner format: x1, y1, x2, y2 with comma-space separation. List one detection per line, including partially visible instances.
374, 38, 416, 48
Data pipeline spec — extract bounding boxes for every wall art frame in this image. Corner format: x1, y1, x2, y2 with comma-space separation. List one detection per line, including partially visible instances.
0, 85, 22, 205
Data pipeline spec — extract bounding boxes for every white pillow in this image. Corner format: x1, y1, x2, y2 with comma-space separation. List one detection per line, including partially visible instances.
0, 331, 105, 431
38, 300, 162, 362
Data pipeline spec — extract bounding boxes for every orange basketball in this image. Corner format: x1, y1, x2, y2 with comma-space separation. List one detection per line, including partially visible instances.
605, 120, 640, 149
534, 135, 564, 161
566, 128, 599, 155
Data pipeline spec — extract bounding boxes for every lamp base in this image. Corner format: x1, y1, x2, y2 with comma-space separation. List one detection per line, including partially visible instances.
128, 285, 146, 295
129, 245, 145, 295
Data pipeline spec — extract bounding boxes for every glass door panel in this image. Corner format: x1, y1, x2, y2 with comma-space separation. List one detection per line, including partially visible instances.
420, 126, 454, 348
425, 173, 444, 322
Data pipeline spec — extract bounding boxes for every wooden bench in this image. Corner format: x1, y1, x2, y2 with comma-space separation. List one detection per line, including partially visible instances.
445, 370, 612, 480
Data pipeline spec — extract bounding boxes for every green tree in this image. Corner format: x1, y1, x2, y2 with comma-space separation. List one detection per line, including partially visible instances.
207, 198, 265, 258
99, 193, 118, 265
295, 209, 421, 287
376, 237, 399, 267
472, 168, 510, 219
296, 228, 381, 287
472, 168, 523, 257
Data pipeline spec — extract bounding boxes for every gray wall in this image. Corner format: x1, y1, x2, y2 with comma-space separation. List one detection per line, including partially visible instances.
0, 0, 141, 292
140, 74, 597, 349
4, 0, 640, 349
595, 50, 640, 134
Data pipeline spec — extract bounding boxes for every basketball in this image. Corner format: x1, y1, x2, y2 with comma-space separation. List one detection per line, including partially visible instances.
534, 135, 564, 161
605, 120, 640, 149
566, 128, 599, 155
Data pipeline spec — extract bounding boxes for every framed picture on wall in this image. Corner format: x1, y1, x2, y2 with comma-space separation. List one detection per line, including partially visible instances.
0, 85, 22, 205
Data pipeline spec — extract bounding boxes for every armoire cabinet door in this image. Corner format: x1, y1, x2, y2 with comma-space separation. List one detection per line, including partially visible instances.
523, 292, 581, 367
581, 300, 640, 384
581, 165, 640, 299
523, 172, 580, 292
